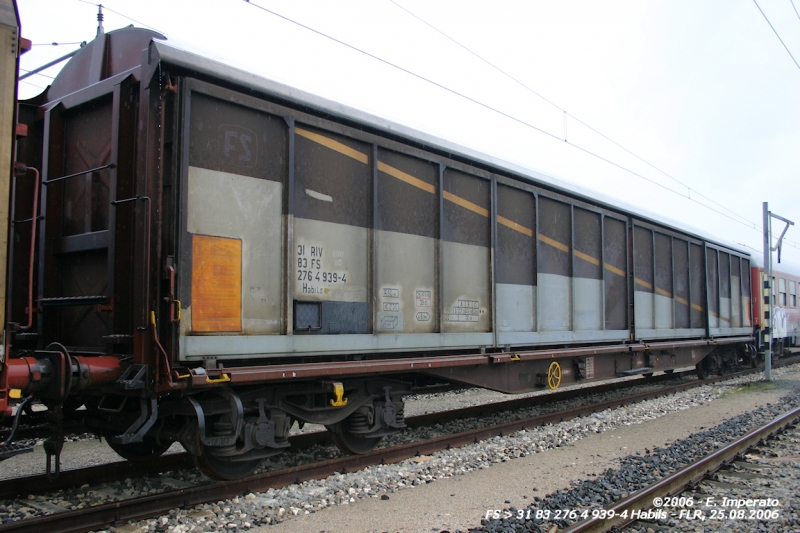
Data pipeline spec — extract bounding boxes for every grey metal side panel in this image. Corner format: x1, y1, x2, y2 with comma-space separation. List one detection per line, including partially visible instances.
742, 259, 752, 327
574, 277, 602, 331
293, 218, 368, 303
720, 297, 731, 329
496, 283, 535, 332
634, 291, 654, 329
709, 327, 752, 337
635, 328, 705, 340
654, 293, 673, 330
731, 273, 742, 327
180, 332, 493, 359
538, 273, 571, 331
185, 166, 283, 334
375, 230, 436, 333
442, 240, 491, 333
497, 330, 628, 345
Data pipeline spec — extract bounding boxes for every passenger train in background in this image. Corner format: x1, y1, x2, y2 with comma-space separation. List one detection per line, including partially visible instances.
752, 261, 800, 352
0, 6, 797, 479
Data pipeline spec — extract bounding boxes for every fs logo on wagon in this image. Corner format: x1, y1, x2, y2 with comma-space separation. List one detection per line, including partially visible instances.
219, 124, 258, 168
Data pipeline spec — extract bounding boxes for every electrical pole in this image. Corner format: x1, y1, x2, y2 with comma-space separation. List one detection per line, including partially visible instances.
762, 202, 794, 381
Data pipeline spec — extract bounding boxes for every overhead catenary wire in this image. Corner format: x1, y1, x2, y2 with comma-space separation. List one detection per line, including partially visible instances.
752, 0, 800, 70
387, 0, 793, 241
19, 79, 46, 90
20, 68, 55, 80
241, 3, 695, 197
791, 0, 800, 20
243, 0, 799, 252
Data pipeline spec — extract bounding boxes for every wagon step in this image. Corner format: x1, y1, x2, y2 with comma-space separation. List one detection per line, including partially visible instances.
38, 295, 109, 307
617, 367, 653, 376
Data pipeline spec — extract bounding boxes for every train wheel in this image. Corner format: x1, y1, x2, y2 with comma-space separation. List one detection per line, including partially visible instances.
194, 450, 263, 480
695, 359, 711, 380
327, 415, 383, 455
547, 362, 562, 390
107, 437, 173, 462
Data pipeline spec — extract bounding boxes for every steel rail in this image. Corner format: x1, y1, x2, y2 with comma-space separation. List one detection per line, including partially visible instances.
560, 404, 800, 533
0, 365, 776, 533
0, 420, 86, 442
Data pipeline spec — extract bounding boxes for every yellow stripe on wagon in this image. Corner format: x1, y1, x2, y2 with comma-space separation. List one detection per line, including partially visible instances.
603, 263, 625, 277
296, 127, 369, 164
497, 215, 533, 237
538, 233, 569, 253
442, 190, 489, 217
377, 161, 436, 194
293, 126, 712, 310
655, 287, 672, 298
574, 249, 600, 266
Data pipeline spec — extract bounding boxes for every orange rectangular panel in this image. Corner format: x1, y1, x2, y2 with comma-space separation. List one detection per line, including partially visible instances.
192, 235, 242, 332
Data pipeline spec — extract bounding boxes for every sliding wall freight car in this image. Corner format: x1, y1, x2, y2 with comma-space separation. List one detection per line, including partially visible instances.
0, 27, 757, 479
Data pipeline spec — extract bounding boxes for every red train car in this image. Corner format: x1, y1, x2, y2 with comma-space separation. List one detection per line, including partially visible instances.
751, 260, 800, 352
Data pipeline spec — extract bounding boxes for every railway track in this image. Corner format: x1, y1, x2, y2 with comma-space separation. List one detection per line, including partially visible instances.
0, 361, 792, 533
561, 403, 800, 533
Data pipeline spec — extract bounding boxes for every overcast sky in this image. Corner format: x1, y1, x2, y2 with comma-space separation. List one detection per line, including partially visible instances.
15, 0, 800, 271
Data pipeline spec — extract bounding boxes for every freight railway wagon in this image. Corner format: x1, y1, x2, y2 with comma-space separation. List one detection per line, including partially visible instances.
0, 28, 756, 479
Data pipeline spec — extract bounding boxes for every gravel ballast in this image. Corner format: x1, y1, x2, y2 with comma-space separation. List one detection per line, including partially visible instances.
262, 365, 800, 533
479, 388, 800, 532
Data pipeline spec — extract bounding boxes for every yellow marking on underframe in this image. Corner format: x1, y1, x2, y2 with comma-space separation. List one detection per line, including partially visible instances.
675, 296, 689, 306
691, 303, 704, 312
574, 249, 600, 266
329, 382, 349, 407
443, 190, 489, 217
604, 263, 626, 277
378, 161, 436, 194
497, 215, 533, 237
635, 278, 653, 290
296, 127, 369, 164
655, 287, 672, 298
537, 233, 570, 253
